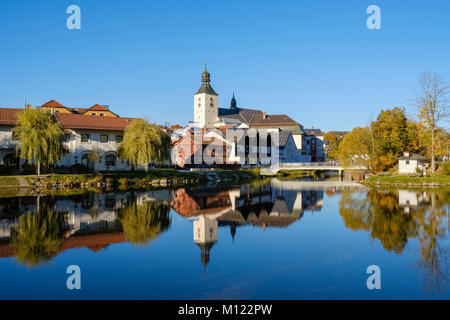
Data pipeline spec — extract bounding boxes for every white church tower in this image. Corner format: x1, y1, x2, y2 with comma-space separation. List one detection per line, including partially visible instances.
194, 63, 218, 128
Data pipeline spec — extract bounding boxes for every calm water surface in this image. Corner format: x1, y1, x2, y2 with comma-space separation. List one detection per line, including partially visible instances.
0, 179, 448, 299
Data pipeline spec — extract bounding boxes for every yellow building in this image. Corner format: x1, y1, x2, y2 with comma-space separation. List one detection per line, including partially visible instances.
39, 100, 119, 117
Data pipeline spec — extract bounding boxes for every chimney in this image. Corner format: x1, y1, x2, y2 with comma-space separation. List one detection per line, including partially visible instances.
404, 152, 409, 157
26, 104, 32, 109
262, 112, 266, 119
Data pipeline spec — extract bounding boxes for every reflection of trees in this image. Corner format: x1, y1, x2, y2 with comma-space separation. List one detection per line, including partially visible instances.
339, 189, 418, 253
339, 188, 449, 295
415, 192, 449, 295
11, 210, 67, 267
117, 201, 171, 246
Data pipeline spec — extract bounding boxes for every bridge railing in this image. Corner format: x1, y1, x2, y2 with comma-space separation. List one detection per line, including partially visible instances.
270, 162, 341, 171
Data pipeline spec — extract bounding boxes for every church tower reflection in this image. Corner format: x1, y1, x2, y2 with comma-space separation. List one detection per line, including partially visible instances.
193, 215, 218, 271
171, 180, 328, 270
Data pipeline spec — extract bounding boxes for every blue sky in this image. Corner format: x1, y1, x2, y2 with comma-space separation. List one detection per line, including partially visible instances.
1, 0, 449, 131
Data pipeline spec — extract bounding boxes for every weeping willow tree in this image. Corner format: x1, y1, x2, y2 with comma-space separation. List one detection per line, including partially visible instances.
117, 201, 171, 245
118, 119, 171, 171
12, 209, 67, 267
88, 148, 100, 172
13, 108, 67, 177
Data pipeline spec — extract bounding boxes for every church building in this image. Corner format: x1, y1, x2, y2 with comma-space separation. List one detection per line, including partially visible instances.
171, 65, 320, 167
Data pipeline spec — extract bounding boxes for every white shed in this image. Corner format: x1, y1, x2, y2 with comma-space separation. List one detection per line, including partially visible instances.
398, 152, 429, 174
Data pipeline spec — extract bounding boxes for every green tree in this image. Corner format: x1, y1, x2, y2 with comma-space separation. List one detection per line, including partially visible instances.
337, 127, 376, 173
323, 132, 341, 160
415, 71, 449, 172
13, 108, 67, 177
88, 148, 100, 172
118, 119, 171, 171
371, 107, 409, 171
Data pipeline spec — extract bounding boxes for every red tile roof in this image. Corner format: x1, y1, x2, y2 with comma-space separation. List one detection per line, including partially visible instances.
41, 99, 65, 108
68, 107, 88, 114
250, 114, 299, 127
55, 113, 135, 131
86, 104, 109, 112
0, 108, 21, 125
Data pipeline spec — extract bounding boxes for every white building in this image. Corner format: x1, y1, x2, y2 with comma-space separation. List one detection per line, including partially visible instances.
172, 65, 322, 167
193, 65, 219, 128
0, 102, 142, 172
55, 113, 135, 171
398, 152, 429, 174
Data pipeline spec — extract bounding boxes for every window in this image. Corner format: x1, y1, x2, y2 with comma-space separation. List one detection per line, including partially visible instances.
105, 154, 116, 167
91, 112, 96, 116
100, 113, 104, 116
101, 135, 109, 143
64, 134, 70, 142
406, 160, 410, 165
81, 154, 90, 168
116, 135, 123, 143
55, 110, 60, 113
81, 134, 89, 143
104, 197, 116, 209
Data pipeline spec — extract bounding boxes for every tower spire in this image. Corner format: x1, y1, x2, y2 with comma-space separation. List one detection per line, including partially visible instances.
230, 92, 237, 109
201, 61, 210, 84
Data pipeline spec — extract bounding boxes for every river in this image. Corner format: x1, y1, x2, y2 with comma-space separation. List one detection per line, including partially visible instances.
0, 179, 448, 299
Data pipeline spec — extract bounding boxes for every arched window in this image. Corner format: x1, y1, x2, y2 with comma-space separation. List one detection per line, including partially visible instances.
244, 136, 249, 157
105, 154, 116, 167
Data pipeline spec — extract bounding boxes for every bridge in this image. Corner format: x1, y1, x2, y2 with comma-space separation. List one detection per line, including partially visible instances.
263, 162, 367, 175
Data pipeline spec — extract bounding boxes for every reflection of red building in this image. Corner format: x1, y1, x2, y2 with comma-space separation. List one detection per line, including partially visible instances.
0, 232, 127, 259
171, 188, 232, 217
171, 189, 201, 217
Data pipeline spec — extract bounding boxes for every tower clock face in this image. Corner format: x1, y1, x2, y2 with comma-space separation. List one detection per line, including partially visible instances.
210, 103, 214, 107
198, 103, 201, 107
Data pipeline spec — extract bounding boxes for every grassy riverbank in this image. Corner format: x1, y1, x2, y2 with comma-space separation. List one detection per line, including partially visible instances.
364, 174, 450, 186
0, 168, 260, 191
32, 170, 204, 189
0, 176, 19, 187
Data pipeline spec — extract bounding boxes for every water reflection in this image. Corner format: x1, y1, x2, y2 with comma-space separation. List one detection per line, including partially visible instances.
339, 188, 449, 294
117, 201, 171, 246
11, 209, 67, 267
0, 190, 173, 264
181, 182, 326, 270
0, 181, 448, 296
